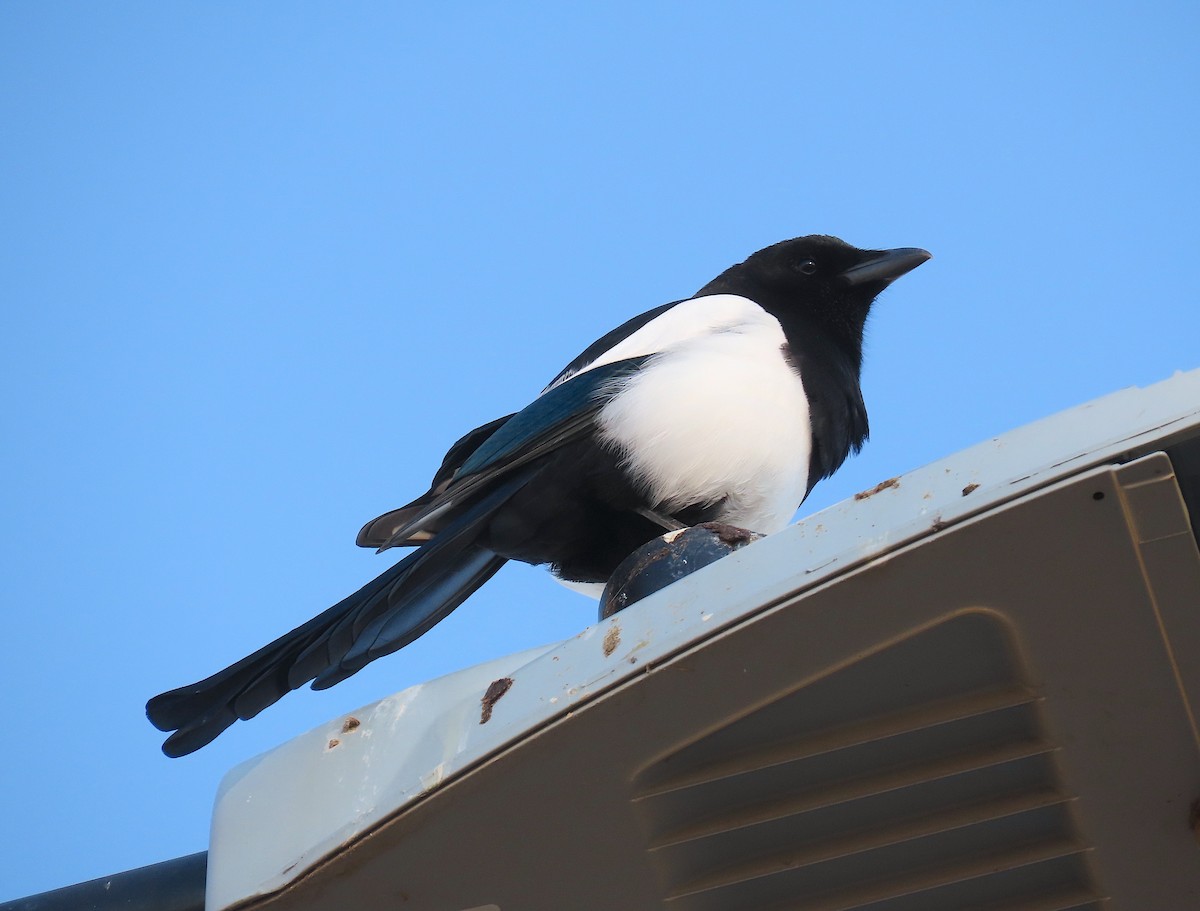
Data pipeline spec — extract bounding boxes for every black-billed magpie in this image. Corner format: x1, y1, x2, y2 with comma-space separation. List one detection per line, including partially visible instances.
146, 235, 929, 756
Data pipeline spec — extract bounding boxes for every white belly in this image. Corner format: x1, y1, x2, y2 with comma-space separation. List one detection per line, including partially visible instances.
596, 316, 813, 534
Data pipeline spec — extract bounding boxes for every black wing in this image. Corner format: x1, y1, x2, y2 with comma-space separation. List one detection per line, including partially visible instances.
372, 354, 654, 552
356, 413, 516, 548
360, 297, 691, 550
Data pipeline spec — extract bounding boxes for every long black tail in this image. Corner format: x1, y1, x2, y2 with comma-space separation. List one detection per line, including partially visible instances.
146, 474, 530, 757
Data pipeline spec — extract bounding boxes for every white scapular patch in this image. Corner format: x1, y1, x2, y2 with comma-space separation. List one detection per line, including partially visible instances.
593, 295, 813, 535
548, 294, 778, 389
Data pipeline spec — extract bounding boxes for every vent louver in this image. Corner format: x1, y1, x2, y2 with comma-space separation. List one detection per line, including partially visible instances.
633, 612, 1102, 911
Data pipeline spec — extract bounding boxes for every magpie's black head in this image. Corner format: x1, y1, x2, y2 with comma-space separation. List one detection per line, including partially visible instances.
697, 235, 931, 362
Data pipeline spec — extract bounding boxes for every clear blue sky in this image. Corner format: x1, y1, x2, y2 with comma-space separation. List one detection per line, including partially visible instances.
2, 2, 1197, 900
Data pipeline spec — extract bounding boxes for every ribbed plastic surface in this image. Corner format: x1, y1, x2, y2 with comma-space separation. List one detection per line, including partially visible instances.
636, 614, 1098, 910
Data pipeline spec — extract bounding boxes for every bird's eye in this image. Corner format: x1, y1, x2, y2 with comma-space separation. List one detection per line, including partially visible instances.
797, 259, 818, 275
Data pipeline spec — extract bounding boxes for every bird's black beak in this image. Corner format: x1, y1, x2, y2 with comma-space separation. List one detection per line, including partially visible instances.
841, 247, 931, 287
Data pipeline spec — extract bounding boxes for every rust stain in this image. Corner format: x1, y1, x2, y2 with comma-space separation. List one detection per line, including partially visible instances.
699, 521, 754, 546
341, 716, 361, 734
480, 677, 514, 724
603, 624, 621, 657
854, 477, 900, 500
962, 483, 980, 496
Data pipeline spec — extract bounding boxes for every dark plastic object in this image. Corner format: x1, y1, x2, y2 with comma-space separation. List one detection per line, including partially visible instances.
598, 522, 764, 619
1168, 436, 1200, 545
0, 852, 206, 911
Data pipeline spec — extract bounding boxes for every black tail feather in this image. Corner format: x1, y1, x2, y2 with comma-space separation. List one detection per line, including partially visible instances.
288, 471, 530, 689
312, 546, 503, 689
146, 555, 431, 757
146, 471, 533, 757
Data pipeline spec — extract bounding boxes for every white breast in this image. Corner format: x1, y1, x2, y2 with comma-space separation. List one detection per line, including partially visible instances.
594, 296, 813, 535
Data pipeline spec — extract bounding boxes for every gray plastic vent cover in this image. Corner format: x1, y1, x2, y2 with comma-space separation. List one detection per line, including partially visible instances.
633, 613, 1089, 910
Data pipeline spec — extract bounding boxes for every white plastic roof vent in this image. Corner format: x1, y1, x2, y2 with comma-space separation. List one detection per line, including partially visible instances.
208, 369, 1200, 911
